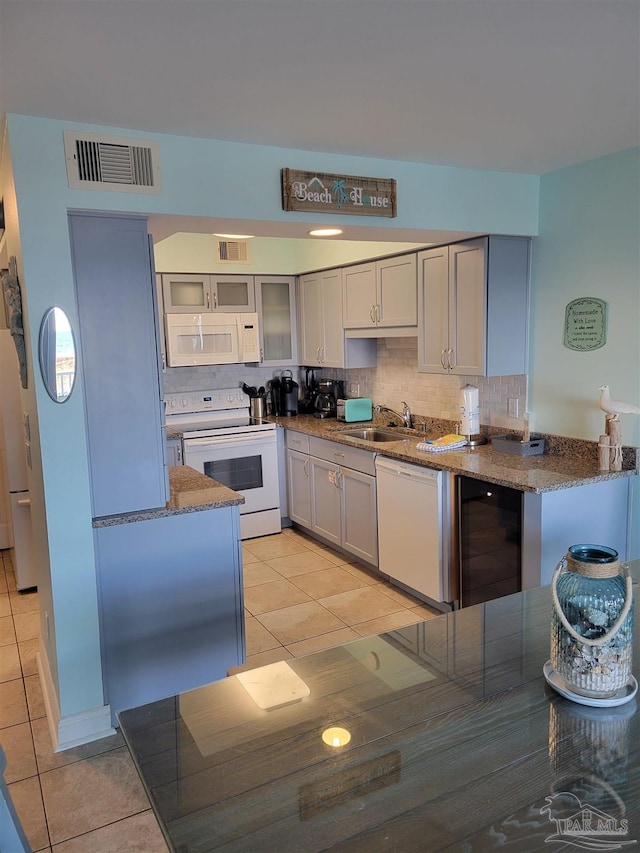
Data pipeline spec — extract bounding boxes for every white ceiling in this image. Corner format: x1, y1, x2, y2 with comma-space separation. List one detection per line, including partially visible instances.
1, 0, 638, 177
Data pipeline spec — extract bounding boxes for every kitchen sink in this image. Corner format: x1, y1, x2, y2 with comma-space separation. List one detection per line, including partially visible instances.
340, 428, 405, 442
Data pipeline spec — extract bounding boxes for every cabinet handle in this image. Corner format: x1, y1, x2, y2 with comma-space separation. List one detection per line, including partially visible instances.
440, 349, 448, 370
335, 468, 342, 489
320, 346, 325, 363
304, 459, 310, 477
447, 348, 455, 370
376, 304, 381, 324
333, 451, 345, 458
213, 292, 218, 309
206, 292, 211, 310
370, 305, 376, 324
176, 445, 182, 463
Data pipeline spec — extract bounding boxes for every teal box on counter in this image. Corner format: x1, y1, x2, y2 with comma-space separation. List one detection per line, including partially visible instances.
337, 398, 373, 422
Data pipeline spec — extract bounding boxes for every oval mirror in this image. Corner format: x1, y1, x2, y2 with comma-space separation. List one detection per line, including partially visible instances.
39, 307, 77, 403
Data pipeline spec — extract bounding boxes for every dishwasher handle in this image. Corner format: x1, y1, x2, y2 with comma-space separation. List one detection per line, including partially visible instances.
375, 457, 440, 481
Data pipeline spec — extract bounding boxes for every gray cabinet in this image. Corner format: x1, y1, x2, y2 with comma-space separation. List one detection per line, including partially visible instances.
254, 275, 298, 366
70, 213, 168, 517
343, 254, 417, 334
285, 433, 312, 528
286, 432, 377, 566
161, 273, 255, 313
95, 505, 244, 723
298, 269, 376, 368
418, 236, 530, 376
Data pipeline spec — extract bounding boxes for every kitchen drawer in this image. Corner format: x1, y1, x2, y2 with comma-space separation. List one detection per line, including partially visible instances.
309, 435, 376, 476
285, 432, 310, 455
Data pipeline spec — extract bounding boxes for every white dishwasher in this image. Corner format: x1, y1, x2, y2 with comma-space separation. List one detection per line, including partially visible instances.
375, 456, 450, 608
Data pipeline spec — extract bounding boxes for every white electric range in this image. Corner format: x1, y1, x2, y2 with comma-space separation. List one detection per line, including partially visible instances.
164, 388, 279, 540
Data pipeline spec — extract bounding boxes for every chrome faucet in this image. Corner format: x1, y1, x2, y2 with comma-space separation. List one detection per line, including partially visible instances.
375, 402, 412, 429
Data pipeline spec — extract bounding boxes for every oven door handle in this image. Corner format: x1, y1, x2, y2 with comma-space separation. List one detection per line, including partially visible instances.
183, 433, 274, 448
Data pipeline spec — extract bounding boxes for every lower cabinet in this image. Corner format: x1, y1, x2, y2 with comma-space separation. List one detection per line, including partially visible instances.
285, 433, 378, 566
95, 505, 244, 725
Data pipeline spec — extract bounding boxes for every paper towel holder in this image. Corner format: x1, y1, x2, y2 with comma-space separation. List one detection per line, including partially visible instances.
459, 384, 487, 447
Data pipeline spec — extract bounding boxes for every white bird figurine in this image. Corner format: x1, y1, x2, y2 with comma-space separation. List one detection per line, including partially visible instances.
598, 384, 640, 420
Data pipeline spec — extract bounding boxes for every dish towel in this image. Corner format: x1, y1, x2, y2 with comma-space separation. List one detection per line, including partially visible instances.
416, 434, 468, 452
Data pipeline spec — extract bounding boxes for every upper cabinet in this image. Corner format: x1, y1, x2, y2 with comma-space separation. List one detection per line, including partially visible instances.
343, 254, 417, 335
254, 276, 298, 367
418, 236, 530, 377
161, 273, 255, 313
298, 269, 376, 368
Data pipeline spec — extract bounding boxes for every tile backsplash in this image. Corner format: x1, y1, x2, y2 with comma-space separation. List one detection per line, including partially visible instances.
162, 337, 527, 432
323, 338, 527, 432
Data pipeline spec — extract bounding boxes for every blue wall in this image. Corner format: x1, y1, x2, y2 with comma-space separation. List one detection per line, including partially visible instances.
530, 148, 640, 446
530, 147, 640, 556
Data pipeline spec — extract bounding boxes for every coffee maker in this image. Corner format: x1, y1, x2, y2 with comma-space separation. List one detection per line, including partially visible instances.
277, 370, 299, 417
314, 379, 345, 418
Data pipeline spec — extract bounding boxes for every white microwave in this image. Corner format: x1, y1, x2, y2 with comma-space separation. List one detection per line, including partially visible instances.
165, 312, 260, 366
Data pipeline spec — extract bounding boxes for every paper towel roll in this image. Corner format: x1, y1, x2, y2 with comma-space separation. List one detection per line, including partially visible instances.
460, 384, 480, 436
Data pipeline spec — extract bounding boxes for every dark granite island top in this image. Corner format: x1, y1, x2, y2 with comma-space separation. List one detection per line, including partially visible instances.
119, 561, 640, 852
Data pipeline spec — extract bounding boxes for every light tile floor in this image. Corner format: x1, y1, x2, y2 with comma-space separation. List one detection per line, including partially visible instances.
1, 529, 437, 851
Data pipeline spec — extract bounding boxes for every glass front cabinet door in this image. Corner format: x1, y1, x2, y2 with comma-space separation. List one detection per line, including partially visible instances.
254, 276, 297, 366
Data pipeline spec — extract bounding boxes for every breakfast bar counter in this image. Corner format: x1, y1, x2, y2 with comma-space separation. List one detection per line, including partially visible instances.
119, 561, 640, 852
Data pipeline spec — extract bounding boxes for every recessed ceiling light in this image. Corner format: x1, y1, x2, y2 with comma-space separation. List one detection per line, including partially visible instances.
213, 233, 254, 239
308, 228, 344, 237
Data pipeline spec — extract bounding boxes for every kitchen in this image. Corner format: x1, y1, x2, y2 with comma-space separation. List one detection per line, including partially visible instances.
0, 2, 639, 849
23, 207, 625, 731
154, 227, 635, 584
1, 121, 639, 753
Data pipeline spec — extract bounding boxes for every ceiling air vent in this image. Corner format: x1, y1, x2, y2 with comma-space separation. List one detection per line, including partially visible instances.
63, 131, 161, 194
215, 239, 251, 264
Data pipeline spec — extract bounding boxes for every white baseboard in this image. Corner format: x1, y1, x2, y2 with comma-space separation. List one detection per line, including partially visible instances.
37, 641, 116, 752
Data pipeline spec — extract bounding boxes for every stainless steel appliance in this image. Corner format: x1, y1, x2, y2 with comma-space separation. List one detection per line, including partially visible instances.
164, 388, 279, 539
313, 379, 344, 419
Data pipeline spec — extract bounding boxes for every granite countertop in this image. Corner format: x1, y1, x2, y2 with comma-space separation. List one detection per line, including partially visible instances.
92, 466, 243, 527
274, 414, 638, 493
119, 560, 640, 852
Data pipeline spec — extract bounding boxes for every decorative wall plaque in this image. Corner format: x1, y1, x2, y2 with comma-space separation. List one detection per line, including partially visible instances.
564, 297, 607, 351
282, 168, 396, 217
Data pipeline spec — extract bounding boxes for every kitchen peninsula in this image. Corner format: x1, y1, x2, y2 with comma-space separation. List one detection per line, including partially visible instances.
120, 559, 640, 852
93, 467, 245, 724
278, 414, 637, 592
